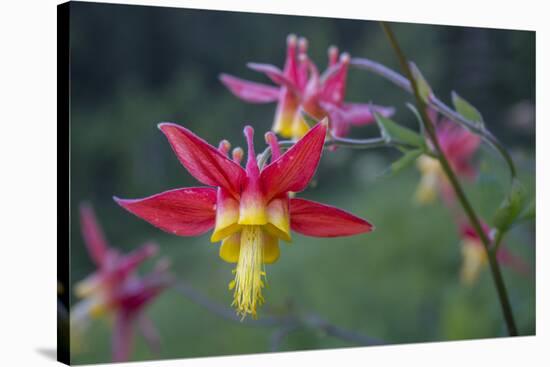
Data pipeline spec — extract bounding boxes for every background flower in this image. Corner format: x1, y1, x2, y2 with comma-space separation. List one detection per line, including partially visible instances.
459, 222, 529, 285
72, 203, 171, 362
221, 34, 394, 139
415, 110, 481, 205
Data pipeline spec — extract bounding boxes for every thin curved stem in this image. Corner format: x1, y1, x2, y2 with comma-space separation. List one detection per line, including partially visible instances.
171, 280, 384, 348
258, 136, 414, 168
350, 57, 517, 178
380, 21, 518, 336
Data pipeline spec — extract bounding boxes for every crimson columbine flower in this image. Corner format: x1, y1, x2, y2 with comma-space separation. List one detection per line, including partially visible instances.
114, 122, 373, 318
459, 222, 529, 285
415, 109, 481, 204
72, 203, 170, 362
220, 34, 394, 140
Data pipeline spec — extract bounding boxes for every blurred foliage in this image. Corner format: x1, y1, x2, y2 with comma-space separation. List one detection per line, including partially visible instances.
67, 2, 535, 364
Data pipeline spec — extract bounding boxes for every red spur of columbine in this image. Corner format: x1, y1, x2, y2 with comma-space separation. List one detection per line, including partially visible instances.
72, 203, 171, 362
415, 109, 481, 205
220, 34, 394, 140
114, 121, 373, 319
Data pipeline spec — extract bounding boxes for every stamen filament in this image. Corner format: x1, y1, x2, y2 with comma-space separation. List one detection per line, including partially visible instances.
232, 225, 265, 319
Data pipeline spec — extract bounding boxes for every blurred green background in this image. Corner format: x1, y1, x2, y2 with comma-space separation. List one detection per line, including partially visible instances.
67, 1, 535, 364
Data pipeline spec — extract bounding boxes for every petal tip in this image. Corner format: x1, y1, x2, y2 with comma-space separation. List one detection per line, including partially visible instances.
157, 122, 183, 132
218, 73, 234, 86
79, 201, 92, 212
157, 122, 170, 131
298, 36, 308, 51
143, 242, 159, 256
365, 221, 375, 232
318, 118, 329, 131
286, 33, 297, 45
340, 52, 351, 63
243, 125, 254, 136
113, 195, 133, 208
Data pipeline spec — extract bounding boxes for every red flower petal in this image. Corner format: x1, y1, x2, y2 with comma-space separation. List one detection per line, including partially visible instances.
137, 315, 161, 354
289, 198, 374, 237
497, 246, 530, 276
114, 187, 217, 236
247, 62, 299, 94
79, 203, 110, 266
158, 123, 245, 197
219, 74, 280, 103
438, 122, 481, 160
261, 123, 326, 201
320, 54, 350, 104
340, 103, 395, 126
113, 311, 133, 362
116, 243, 158, 277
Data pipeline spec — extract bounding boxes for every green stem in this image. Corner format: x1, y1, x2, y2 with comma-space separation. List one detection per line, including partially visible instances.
350, 57, 517, 179
380, 21, 518, 336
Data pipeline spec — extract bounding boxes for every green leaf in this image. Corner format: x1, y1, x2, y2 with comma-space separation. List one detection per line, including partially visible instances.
300, 108, 319, 127
374, 111, 424, 148
409, 62, 432, 103
451, 91, 484, 128
492, 179, 526, 232
405, 103, 426, 136
390, 149, 423, 175
519, 199, 535, 221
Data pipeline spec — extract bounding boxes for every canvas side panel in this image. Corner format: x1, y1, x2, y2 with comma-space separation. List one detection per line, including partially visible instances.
57, 2, 71, 365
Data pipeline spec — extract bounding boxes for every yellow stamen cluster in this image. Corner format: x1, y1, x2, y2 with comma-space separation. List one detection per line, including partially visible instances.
230, 225, 266, 319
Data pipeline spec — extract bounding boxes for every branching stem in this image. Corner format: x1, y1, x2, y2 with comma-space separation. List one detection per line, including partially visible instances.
380, 21, 518, 336
350, 56, 517, 178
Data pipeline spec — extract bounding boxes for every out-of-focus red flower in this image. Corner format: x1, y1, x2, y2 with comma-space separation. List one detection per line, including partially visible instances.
415, 109, 481, 205
459, 222, 529, 285
115, 121, 373, 318
220, 34, 394, 140
72, 203, 171, 362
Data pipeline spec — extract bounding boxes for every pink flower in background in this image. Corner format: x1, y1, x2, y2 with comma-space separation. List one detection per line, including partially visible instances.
459, 222, 529, 285
115, 121, 373, 318
415, 109, 481, 205
220, 34, 394, 139
72, 203, 171, 362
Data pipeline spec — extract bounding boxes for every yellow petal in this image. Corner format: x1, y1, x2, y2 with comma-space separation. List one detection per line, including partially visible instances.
211, 188, 241, 242
414, 155, 443, 205
219, 232, 241, 263
262, 231, 280, 264
291, 113, 310, 140
417, 155, 441, 174
266, 198, 291, 242
74, 275, 102, 298
460, 239, 487, 285
414, 172, 439, 204
273, 94, 299, 139
238, 191, 268, 225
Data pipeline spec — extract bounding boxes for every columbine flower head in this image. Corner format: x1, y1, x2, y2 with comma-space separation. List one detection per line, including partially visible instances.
115, 121, 373, 318
220, 34, 394, 140
415, 109, 481, 205
72, 203, 171, 362
459, 222, 528, 285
